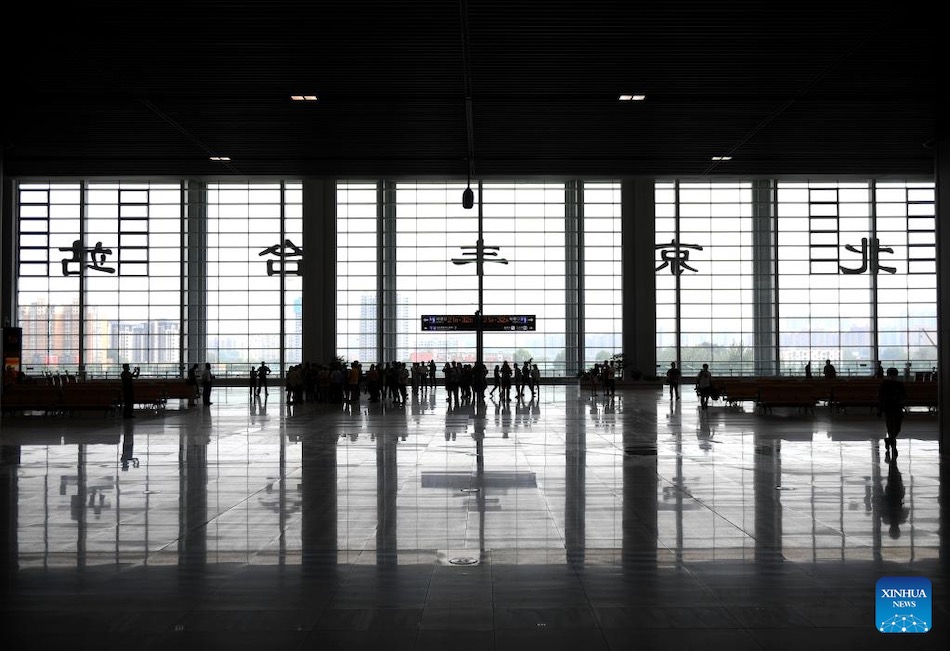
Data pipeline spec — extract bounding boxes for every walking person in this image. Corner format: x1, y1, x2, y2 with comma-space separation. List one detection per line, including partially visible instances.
665, 362, 681, 401
257, 361, 271, 396
489, 364, 501, 398
696, 363, 712, 409
201, 363, 215, 405
521, 361, 533, 400
531, 363, 541, 398
878, 366, 907, 462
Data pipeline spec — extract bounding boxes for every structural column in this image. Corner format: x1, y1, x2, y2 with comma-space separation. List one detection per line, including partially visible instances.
621, 179, 657, 378
752, 180, 778, 376
936, 118, 950, 454
302, 178, 338, 365
184, 181, 207, 371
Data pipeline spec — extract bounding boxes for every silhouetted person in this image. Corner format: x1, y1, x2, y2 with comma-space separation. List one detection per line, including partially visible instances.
878, 366, 907, 462
875, 361, 885, 378
695, 363, 712, 409
489, 364, 500, 397
201, 363, 214, 405
120, 363, 138, 418
257, 361, 271, 396
187, 363, 200, 404
249, 366, 257, 398
823, 359, 836, 378
665, 362, 681, 400
500, 361, 513, 401
804, 362, 812, 378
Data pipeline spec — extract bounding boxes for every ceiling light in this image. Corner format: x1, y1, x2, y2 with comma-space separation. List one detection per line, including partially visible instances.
290, 95, 319, 101
209, 156, 231, 161
711, 156, 732, 161
618, 94, 646, 101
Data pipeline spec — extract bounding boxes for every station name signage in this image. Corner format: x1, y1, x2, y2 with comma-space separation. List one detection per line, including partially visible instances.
421, 315, 536, 332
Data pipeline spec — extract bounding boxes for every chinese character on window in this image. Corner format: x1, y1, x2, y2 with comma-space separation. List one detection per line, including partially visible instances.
839, 237, 896, 275
655, 240, 703, 275
58, 240, 116, 276
259, 239, 304, 276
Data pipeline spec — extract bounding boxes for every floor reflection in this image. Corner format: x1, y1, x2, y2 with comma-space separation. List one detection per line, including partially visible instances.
0, 385, 946, 649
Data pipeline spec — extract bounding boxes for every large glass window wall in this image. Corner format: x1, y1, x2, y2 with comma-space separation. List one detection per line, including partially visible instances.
776, 180, 936, 376
335, 180, 623, 377
655, 181, 756, 378
206, 182, 302, 376
14, 180, 302, 380
655, 179, 936, 378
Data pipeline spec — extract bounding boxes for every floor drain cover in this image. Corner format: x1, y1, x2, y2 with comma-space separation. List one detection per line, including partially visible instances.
448, 557, 479, 566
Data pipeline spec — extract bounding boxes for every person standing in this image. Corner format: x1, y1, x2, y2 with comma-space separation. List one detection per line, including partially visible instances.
120, 363, 137, 418
823, 359, 836, 378
257, 361, 271, 396
500, 360, 513, 401
249, 366, 258, 398
665, 362, 681, 401
531, 363, 541, 398
187, 363, 200, 405
878, 366, 907, 462
696, 363, 713, 410
201, 363, 214, 405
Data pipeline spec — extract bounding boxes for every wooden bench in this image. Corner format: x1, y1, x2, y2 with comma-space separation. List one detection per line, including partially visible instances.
2, 385, 64, 415
2, 384, 120, 416
756, 382, 819, 414
59, 385, 122, 416
828, 380, 879, 414
718, 380, 759, 408
905, 382, 938, 411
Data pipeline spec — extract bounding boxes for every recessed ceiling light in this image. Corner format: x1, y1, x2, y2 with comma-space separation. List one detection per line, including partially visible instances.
291, 95, 319, 101
711, 156, 733, 161
618, 94, 646, 101
209, 156, 231, 161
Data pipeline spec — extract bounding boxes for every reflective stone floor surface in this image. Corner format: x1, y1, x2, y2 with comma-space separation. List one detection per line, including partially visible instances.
1, 385, 947, 650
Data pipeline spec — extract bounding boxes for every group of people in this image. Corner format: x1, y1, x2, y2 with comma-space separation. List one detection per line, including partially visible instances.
488, 360, 542, 402
664, 361, 714, 408
581, 360, 619, 397
186, 363, 216, 406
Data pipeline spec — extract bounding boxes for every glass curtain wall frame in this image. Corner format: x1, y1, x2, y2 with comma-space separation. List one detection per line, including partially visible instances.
776, 180, 936, 377
655, 181, 756, 379
334, 180, 623, 377
204, 181, 303, 378
15, 180, 185, 379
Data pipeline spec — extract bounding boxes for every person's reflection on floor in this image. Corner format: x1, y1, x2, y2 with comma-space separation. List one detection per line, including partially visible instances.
121, 421, 138, 470
881, 458, 909, 539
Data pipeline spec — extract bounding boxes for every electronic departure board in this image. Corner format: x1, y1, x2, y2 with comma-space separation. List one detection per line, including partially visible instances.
421, 315, 536, 332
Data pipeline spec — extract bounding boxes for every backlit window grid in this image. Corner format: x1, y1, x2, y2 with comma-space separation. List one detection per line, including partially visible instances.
655, 182, 755, 377
207, 183, 301, 375
480, 182, 567, 370
16, 183, 82, 371
84, 183, 182, 376
777, 180, 935, 375
583, 182, 622, 367
874, 182, 937, 370
394, 182, 479, 364
336, 182, 379, 364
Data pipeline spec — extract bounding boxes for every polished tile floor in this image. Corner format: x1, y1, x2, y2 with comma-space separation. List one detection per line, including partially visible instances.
1, 384, 947, 650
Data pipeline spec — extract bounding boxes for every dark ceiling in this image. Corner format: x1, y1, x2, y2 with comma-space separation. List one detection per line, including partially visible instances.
2, 0, 941, 180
